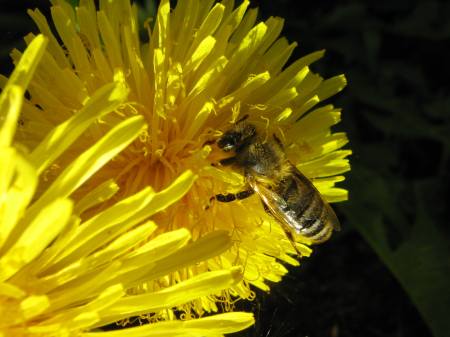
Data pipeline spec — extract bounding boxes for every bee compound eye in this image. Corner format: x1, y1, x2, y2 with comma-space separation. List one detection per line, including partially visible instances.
218, 134, 237, 151
217, 137, 227, 149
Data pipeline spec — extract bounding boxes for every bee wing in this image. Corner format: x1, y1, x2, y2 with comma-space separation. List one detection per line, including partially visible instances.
292, 168, 341, 232
246, 175, 301, 233
322, 200, 341, 231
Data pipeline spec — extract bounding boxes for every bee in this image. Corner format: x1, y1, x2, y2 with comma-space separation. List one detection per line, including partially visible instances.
213, 115, 340, 255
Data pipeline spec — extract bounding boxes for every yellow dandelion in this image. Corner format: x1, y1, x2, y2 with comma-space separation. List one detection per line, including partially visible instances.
0, 35, 254, 336
13, 0, 350, 312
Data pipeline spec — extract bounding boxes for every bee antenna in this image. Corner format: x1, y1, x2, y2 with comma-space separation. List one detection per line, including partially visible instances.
273, 133, 284, 149
235, 114, 249, 124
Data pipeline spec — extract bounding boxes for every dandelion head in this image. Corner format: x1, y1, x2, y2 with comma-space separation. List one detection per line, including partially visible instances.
14, 0, 350, 313
0, 35, 255, 336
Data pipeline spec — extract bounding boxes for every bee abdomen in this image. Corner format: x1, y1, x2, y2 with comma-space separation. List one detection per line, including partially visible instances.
296, 194, 332, 243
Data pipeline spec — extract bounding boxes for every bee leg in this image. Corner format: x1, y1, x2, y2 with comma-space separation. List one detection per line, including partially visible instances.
261, 201, 271, 215
202, 139, 216, 146
273, 133, 284, 149
235, 114, 249, 124
219, 156, 236, 166
214, 189, 254, 203
261, 200, 302, 257
282, 228, 303, 257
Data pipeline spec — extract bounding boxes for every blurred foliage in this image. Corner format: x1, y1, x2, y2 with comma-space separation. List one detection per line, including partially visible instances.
1, 1, 449, 337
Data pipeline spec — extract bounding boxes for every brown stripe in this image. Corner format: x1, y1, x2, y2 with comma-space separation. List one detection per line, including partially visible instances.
310, 224, 333, 243
302, 205, 328, 237
294, 186, 315, 220
297, 194, 322, 230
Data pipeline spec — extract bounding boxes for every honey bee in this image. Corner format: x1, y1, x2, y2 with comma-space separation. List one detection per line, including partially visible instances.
213, 115, 340, 255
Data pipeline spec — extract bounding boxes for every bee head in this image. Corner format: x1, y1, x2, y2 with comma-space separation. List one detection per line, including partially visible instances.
217, 115, 256, 152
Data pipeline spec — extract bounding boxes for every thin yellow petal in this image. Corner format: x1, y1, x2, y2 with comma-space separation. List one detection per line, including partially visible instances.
186, 3, 224, 57
222, 22, 267, 91
20, 295, 50, 320
229, 7, 258, 46
45, 187, 155, 273
298, 150, 352, 178
131, 170, 197, 220
5, 34, 47, 94
0, 150, 38, 250
286, 105, 341, 141
27, 9, 69, 68
32, 115, 146, 212
0, 35, 47, 146
97, 11, 123, 69
0, 198, 72, 281
107, 229, 193, 286
322, 187, 349, 203
184, 36, 217, 74
29, 79, 130, 174
82, 312, 254, 337
34, 223, 156, 293
36, 285, 124, 331
316, 74, 347, 101
145, 230, 232, 282
128, 228, 191, 258
95, 267, 243, 327
0, 282, 26, 299
0, 86, 23, 147
73, 179, 119, 215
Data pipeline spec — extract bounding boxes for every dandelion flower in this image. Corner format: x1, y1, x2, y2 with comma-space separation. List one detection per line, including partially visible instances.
0, 34, 254, 336
14, 0, 350, 311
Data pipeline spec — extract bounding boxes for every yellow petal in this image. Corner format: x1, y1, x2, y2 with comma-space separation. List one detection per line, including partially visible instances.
0, 86, 23, 147
34, 223, 157, 294
0, 282, 26, 299
35, 285, 124, 332
97, 11, 123, 69
44, 187, 155, 273
95, 267, 243, 327
0, 150, 37, 250
0, 35, 47, 146
298, 149, 352, 178
0, 198, 72, 281
131, 170, 197, 220
20, 295, 50, 320
4, 34, 47, 95
74, 179, 119, 215
82, 312, 255, 337
27, 9, 69, 68
31, 115, 146, 215
186, 3, 224, 56
145, 230, 232, 281
29, 79, 130, 174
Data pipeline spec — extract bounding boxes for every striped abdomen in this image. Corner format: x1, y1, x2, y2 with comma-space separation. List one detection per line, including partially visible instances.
274, 168, 339, 244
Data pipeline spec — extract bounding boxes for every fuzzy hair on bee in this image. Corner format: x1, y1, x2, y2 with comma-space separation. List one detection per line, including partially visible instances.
213, 115, 340, 255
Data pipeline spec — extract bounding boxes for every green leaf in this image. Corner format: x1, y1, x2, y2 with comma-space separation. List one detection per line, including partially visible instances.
341, 165, 450, 337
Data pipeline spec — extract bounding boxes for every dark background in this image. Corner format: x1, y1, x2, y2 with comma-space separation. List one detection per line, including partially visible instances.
1, 1, 449, 337
238, 1, 450, 337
